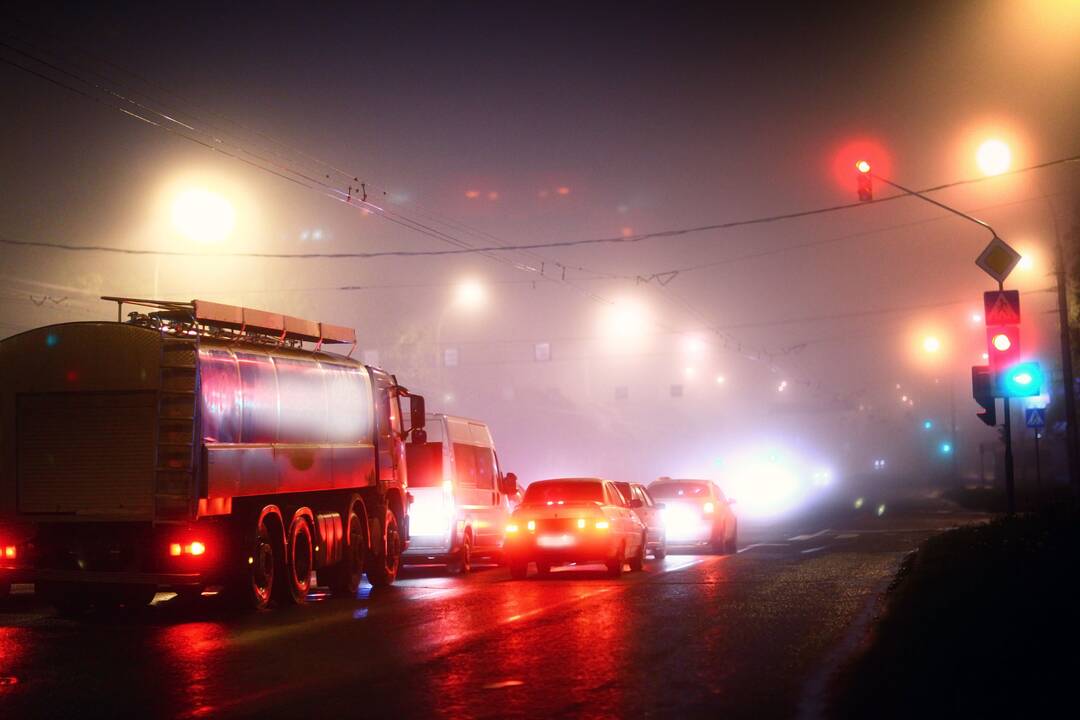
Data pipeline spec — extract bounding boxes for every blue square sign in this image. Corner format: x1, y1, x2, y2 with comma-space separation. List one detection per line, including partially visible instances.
1025, 408, 1046, 429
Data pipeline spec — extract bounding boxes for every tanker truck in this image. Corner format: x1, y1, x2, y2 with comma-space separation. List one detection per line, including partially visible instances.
0, 297, 424, 612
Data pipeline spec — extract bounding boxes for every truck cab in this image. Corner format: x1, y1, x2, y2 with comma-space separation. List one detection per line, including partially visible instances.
403, 413, 516, 573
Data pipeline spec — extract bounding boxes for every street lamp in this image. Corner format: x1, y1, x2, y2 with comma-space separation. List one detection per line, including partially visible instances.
171, 188, 235, 244
454, 279, 487, 310
975, 139, 1011, 177
922, 335, 941, 354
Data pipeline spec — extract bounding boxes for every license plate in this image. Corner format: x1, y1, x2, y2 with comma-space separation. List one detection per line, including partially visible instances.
537, 534, 575, 548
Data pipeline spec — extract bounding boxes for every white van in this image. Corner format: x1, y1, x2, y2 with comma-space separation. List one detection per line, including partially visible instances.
403, 413, 517, 572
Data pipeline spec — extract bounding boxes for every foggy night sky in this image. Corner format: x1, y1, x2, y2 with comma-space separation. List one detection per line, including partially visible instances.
1, 1, 1078, 483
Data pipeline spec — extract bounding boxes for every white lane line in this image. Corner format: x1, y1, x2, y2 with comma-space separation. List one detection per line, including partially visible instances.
800, 546, 827, 555
834, 533, 859, 540
788, 529, 832, 542
736, 542, 789, 554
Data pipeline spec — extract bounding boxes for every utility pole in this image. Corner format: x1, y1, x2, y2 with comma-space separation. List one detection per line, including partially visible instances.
1052, 238, 1079, 490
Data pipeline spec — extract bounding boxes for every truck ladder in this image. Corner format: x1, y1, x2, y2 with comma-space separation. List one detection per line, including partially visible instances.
155, 337, 199, 522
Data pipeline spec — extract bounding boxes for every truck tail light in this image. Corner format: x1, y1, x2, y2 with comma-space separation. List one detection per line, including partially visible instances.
169, 541, 207, 557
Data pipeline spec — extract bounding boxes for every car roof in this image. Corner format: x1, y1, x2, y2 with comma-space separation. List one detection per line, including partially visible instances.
532, 477, 605, 484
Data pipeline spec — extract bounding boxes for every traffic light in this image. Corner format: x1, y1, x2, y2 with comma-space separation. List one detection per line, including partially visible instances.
999, 361, 1043, 397
971, 365, 996, 426
855, 160, 872, 201
986, 325, 1021, 371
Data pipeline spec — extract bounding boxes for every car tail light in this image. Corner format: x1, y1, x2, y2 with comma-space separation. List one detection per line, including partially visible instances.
527, 520, 536, 532
595, 520, 610, 530
703, 502, 715, 514
506, 523, 519, 533
3, 545, 15, 560
577, 518, 587, 529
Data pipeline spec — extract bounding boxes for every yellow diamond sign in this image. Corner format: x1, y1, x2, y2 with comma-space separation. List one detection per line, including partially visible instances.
975, 237, 1021, 284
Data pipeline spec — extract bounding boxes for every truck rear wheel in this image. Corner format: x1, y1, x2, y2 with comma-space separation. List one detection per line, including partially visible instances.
366, 507, 401, 587
231, 516, 276, 611
278, 514, 313, 604
328, 508, 366, 597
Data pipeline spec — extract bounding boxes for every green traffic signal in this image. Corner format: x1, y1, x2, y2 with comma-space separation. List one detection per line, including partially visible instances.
999, 361, 1043, 397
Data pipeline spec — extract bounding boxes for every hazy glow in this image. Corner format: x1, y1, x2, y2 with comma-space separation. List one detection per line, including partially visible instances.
599, 297, 651, 343
922, 335, 941, 353
855, 159, 871, 173
716, 375, 726, 385
992, 333, 1012, 351
723, 449, 806, 519
976, 139, 1011, 176
454, 279, 487, 309
171, 188, 235, 243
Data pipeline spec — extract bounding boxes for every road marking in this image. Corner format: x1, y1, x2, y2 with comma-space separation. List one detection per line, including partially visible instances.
800, 546, 827, 555
788, 529, 831, 542
834, 533, 859, 540
737, 543, 789, 554
483, 680, 525, 690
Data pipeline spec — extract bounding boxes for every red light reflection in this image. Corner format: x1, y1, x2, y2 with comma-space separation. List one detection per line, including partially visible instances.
155, 622, 226, 717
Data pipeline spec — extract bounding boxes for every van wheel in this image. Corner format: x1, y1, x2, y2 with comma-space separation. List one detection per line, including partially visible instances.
366, 507, 401, 587
448, 531, 473, 575
329, 508, 367, 597
278, 514, 313, 605
606, 544, 625, 578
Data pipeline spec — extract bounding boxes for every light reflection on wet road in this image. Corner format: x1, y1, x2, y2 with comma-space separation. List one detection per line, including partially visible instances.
0, 502, 985, 719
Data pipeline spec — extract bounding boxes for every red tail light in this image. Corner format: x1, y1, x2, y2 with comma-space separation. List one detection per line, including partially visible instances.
3, 545, 15, 560
169, 541, 207, 558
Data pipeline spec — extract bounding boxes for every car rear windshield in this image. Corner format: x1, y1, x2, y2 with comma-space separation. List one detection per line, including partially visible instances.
649, 482, 710, 499
522, 481, 604, 505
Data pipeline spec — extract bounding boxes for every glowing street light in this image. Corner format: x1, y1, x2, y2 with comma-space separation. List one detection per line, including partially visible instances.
600, 297, 651, 342
171, 188, 235, 244
454, 279, 487, 310
976, 139, 1012, 176
922, 335, 942, 354
715, 374, 726, 385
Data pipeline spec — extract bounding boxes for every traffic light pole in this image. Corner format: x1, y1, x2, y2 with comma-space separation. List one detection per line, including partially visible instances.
1003, 397, 1016, 515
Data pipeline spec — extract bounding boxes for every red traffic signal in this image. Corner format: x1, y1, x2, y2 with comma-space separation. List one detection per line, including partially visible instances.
855, 160, 872, 201
986, 325, 1020, 371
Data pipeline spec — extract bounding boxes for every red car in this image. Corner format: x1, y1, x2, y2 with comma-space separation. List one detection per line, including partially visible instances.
504, 478, 647, 579
648, 477, 737, 554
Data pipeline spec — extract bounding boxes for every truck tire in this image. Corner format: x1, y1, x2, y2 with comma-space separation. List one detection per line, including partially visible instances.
366, 507, 401, 587
278, 514, 313, 605
328, 507, 366, 598
230, 515, 277, 611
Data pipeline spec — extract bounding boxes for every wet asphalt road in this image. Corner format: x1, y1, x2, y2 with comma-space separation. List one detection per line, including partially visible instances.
0, 498, 985, 719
